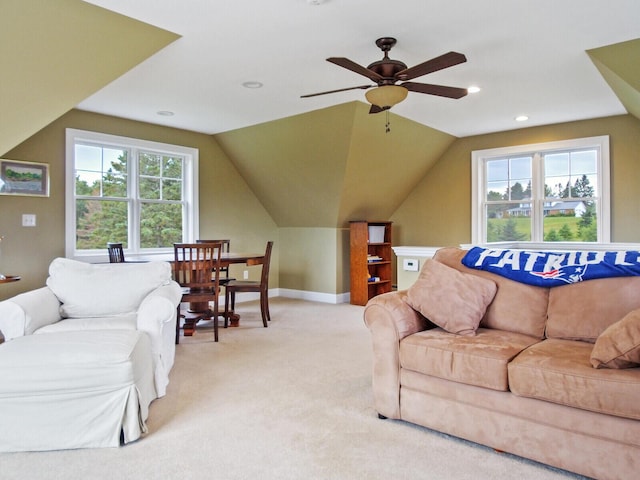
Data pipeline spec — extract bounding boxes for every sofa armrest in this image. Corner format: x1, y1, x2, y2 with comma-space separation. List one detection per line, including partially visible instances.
364, 290, 429, 341
137, 281, 182, 338
0, 287, 62, 340
136, 281, 182, 397
363, 290, 430, 419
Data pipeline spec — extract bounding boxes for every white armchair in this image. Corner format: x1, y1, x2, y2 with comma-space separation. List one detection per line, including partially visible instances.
0, 258, 182, 451
0, 258, 181, 397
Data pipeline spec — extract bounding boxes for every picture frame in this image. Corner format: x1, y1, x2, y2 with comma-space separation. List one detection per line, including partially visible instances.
0, 159, 50, 197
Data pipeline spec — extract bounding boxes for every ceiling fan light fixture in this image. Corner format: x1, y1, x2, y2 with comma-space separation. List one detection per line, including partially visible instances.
365, 85, 408, 109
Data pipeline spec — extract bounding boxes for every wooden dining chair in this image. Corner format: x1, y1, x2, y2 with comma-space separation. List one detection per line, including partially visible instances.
196, 239, 234, 285
107, 242, 125, 263
173, 242, 223, 342
224, 241, 273, 328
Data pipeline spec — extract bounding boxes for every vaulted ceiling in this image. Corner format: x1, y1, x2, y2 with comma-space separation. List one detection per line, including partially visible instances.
2, 1, 639, 229
214, 102, 456, 227
77, 0, 640, 137
0, 0, 179, 156
588, 38, 640, 120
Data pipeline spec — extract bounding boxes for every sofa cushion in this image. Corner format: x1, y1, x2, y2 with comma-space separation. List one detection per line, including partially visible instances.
509, 338, 640, 420
590, 309, 640, 369
433, 248, 549, 339
546, 275, 640, 342
406, 259, 497, 336
400, 327, 541, 391
46, 258, 172, 318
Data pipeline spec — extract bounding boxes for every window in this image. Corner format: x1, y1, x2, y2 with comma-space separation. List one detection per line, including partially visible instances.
471, 136, 609, 245
65, 129, 199, 260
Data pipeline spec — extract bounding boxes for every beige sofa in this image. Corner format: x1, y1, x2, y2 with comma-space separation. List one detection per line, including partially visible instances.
364, 247, 640, 480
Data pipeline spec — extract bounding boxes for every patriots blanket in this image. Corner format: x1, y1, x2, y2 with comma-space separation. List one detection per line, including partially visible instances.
461, 246, 640, 287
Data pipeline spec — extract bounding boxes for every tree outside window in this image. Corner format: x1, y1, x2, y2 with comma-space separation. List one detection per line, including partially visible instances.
66, 129, 198, 259
472, 136, 609, 245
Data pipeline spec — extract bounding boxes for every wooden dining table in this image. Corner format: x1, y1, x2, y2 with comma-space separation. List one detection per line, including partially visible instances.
177, 251, 264, 326
133, 250, 264, 327
134, 251, 264, 266
219, 252, 264, 268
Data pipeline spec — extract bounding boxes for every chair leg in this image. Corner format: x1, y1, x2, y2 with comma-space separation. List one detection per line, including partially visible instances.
260, 291, 269, 327
224, 288, 230, 328
175, 306, 181, 344
212, 307, 218, 342
265, 291, 271, 322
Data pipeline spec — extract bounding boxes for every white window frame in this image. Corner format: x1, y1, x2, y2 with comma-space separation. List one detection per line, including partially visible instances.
65, 128, 199, 262
471, 136, 610, 247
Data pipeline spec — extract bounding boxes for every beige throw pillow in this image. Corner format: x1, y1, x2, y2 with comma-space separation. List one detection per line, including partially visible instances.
406, 259, 497, 336
590, 309, 640, 369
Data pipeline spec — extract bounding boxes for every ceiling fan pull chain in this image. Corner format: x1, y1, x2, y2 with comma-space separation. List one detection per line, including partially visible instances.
385, 110, 391, 133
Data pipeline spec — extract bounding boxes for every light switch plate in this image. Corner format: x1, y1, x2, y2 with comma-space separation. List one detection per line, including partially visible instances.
403, 258, 419, 272
22, 214, 36, 227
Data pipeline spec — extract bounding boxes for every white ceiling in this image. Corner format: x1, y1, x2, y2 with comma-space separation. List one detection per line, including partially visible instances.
79, 0, 640, 137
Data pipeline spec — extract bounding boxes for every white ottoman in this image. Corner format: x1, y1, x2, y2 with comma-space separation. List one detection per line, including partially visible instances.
0, 329, 157, 452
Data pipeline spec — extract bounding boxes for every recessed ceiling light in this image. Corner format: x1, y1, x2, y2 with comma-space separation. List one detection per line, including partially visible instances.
157, 110, 174, 116
467, 85, 481, 94
515, 115, 529, 122
242, 81, 263, 89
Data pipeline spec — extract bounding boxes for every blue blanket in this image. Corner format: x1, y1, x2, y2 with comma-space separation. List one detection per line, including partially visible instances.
461, 246, 640, 287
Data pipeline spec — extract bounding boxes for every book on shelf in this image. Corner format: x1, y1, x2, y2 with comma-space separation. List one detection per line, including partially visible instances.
367, 254, 383, 263
368, 276, 381, 283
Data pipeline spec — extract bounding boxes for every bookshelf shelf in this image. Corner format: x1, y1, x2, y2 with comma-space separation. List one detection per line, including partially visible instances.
350, 221, 392, 306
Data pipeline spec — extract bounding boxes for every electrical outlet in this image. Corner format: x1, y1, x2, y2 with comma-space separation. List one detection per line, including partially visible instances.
22, 214, 36, 227
243, 270, 249, 280
403, 258, 419, 272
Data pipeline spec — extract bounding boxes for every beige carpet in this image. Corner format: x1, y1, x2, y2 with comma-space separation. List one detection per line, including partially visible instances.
1, 298, 587, 480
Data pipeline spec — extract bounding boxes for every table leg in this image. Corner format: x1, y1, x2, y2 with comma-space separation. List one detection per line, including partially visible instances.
229, 313, 240, 327
188, 301, 209, 313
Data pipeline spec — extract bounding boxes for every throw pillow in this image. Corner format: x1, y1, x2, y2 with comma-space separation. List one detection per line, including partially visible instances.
406, 259, 497, 336
590, 309, 640, 369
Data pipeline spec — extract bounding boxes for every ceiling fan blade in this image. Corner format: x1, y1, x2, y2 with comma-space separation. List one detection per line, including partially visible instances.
402, 82, 468, 99
369, 105, 386, 114
327, 57, 384, 82
396, 52, 467, 81
300, 84, 373, 98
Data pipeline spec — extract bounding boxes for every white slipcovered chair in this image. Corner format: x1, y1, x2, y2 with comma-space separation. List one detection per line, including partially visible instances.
0, 258, 182, 452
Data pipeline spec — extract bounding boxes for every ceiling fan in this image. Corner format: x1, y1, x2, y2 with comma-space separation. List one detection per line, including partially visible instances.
301, 37, 468, 114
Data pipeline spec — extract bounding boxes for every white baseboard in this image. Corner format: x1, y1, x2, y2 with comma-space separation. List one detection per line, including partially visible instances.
229, 289, 350, 305
277, 288, 350, 304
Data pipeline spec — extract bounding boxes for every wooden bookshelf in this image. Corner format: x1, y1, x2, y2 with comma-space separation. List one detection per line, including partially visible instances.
349, 221, 392, 306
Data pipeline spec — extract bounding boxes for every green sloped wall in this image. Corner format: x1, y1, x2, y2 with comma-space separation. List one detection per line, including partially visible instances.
215, 101, 456, 228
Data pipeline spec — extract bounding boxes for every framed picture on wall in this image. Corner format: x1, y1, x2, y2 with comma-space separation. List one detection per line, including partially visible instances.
0, 159, 50, 197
